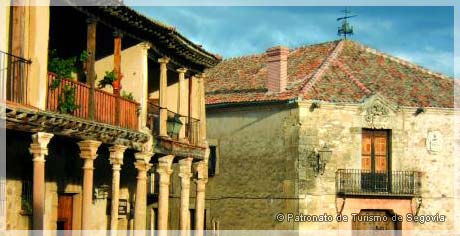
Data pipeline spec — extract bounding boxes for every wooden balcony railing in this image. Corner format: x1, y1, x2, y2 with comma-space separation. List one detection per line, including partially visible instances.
336, 169, 421, 197
47, 72, 139, 130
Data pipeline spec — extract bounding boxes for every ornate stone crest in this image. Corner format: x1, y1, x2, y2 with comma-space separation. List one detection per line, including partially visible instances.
364, 103, 390, 129
426, 131, 442, 154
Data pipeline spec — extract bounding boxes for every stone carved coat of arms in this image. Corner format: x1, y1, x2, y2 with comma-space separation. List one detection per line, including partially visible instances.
364, 103, 390, 129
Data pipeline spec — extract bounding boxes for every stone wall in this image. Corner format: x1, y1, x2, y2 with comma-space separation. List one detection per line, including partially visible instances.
296, 96, 456, 231
205, 103, 299, 230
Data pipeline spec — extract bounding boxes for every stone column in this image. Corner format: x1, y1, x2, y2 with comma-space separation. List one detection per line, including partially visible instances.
139, 42, 152, 129
29, 132, 53, 230
158, 57, 170, 137
177, 68, 188, 142
109, 145, 127, 235
196, 74, 207, 146
134, 152, 153, 233
157, 155, 174, 236
78, 140, 102, 233
194, 161, 208, 236
178, 157, 193, 236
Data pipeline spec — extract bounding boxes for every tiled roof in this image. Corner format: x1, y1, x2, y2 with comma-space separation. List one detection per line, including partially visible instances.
205, 40, 455, 108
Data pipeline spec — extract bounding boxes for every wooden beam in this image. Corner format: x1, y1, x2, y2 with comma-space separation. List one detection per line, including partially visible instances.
113, 31, 122, 126
86, 19, 97, 121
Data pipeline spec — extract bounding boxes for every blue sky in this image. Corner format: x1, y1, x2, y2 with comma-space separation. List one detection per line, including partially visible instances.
132, 6, 455, 77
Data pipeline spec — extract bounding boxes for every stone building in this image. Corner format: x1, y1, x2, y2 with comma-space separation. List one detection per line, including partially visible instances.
1, 1, 221, 235
204, 39, 459, 234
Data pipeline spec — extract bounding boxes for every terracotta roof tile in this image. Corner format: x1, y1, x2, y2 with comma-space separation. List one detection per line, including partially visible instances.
205, 39, 455, 108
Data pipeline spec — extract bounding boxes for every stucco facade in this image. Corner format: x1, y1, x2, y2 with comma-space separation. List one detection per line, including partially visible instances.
206, 104, 299, 230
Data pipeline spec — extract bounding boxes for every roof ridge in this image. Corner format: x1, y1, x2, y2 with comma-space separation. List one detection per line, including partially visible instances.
348, 40, 452, 80
299, 39, 345, 96
222, 53, 264, 62
334, 59, 373, 95
289, 40, 342, 52
220, 40, 342, 62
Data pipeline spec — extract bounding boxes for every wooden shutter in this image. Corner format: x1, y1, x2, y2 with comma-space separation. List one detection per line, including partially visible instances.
361, 132, 372, 171
362, 130, 389, 173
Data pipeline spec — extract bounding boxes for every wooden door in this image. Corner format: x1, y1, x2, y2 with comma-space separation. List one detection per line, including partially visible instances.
352, 210, 397, 236
57, 194, 73, 235
361, 130, 390, 191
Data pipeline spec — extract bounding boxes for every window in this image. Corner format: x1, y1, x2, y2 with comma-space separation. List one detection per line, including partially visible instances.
361, 129, 391, 191
361, 129, 390, 173
208, 145, 217, 177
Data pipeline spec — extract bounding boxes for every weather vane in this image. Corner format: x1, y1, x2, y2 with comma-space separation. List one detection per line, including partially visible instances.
337, 9, 357, 39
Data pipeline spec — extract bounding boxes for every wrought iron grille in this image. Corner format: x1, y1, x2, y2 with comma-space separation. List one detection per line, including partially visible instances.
21, 180, 33, 215
147, 102, 161, 136
0, 50, 31, 104
147, 101, 200, 145
185, 116, 200, 145
336, 169, 421, 197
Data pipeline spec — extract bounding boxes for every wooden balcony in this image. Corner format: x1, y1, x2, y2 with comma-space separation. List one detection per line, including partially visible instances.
47, 72, 139, 130
336, 169, 421, 198
147, 101, 200, 146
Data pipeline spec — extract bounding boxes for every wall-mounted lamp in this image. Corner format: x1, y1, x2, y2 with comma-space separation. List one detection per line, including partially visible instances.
167, 114, 183, 138
94, 184, 110, 200
309, 101, 321, 112
414, 107, 426, 116
310, 144, 332, 176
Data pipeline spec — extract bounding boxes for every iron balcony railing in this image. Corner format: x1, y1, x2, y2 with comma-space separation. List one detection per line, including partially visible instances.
336, 169, 421, 197
0, 50, 31, 104
147, 101, 200, 145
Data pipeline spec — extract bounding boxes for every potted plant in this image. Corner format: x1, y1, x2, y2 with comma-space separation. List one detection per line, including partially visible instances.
98, 70, 117, 89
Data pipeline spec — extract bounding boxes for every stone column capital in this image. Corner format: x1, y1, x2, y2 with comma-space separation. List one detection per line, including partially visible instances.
194, 161, 208, 179
176, 67, 188, 74
135, 151, 153, 164
29, 132, 54, 160
178, 157, 193, 178
195, 178, 208, 192
157, 155, 174, 185
158, 57, 170, 64
134, 152, 154, 174
78, 140, 102, 160
109, 145, 127, 168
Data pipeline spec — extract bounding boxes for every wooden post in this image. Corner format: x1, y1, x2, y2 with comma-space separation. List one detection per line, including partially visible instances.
113, 32, 122, 125
86, 19, 97, 120
10, 5, 25, 103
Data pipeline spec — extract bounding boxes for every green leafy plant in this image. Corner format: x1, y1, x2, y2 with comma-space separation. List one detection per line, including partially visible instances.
98, 70, 117, 89
21, 198, 32, 215
57, 85, 80, 114
48, 50, 89, 88
122, 91, 134, 101
48, 49, 77, 80
79, 50, 88, 62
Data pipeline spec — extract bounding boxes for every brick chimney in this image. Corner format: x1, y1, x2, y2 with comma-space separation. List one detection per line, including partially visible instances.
266, 46, 289, 93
